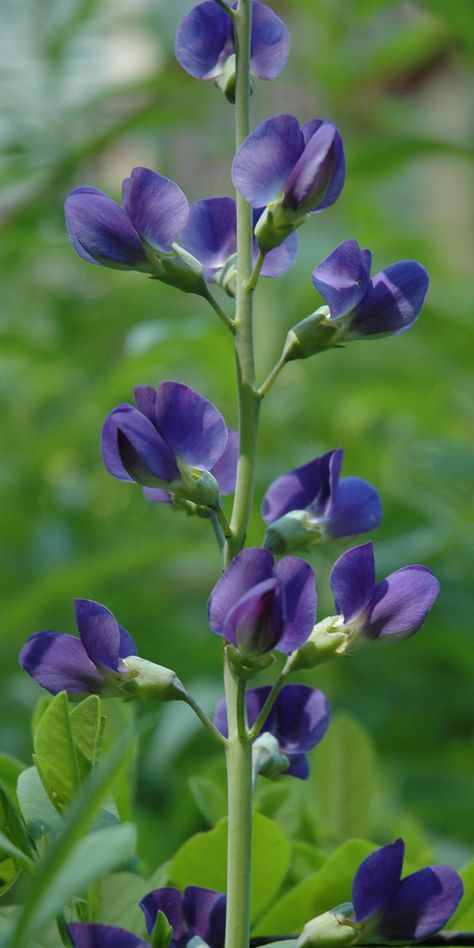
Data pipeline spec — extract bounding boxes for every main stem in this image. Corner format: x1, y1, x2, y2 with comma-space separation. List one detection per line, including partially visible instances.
224, 4, 258, 948
224, 651, 253, 948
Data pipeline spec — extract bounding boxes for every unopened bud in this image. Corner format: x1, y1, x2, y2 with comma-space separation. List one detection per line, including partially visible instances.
253, 732, 289, 780
298, 904, 357, 948
286, 617, 347, 672
121, 656, 187, 702
263, 509, 324, 555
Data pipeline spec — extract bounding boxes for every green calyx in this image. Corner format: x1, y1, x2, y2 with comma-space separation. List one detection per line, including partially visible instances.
173, 464, 220, 507
298, 904, 358, 948
146, 242, 209, 296
254, 201, 306, 253
120, 656, 188, 702
286, 616, 348, 672
263, 509, 324, 555
284, 307, 345, 361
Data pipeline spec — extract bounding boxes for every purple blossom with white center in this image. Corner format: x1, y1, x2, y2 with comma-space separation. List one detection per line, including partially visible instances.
262, 448, 382, 554
19, 599, 137, 696
68, 924, 148, 948
180, 197, 298, 293
65, 167, 189, 272
208, 547, 316, 656
311, 238, 430, 339
232, 114, 345, 251
214, 684, 330, 779
330, 541, 440, 646
352, 838, 463, 942
101, 381, 230, 506
175, 1, 289, 86
144, 428, 238, 506
140, 885, 226, 948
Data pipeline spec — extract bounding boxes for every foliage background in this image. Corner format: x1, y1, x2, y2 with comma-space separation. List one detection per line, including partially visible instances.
1, 0, 473, 871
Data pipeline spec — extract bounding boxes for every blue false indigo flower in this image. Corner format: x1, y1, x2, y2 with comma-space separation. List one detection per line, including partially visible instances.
19, 599, 138, 696
288, 239, 430, 357
262, 449, 382, 554
140, 885, 226, 948
180, 196, 298, 296
352, 839, 463, 943
176, 1, 289, 101
329, 541, 440, 649
144, 428, 238, 507
232, 114, 345, 251
215, 684, 330, 779
65, 167, 209, 295
102, 381, 231, 507
68, 924, 149, 948
208, 547, 316, 658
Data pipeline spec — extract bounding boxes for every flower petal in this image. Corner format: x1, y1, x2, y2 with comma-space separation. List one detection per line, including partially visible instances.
155, 381, 228, 472
140, 886, 185, 938
311, 239, 372, 320
74, 598, 124, 671
232, 114, 304, 207
68, 924, 149, 948
323, 477, 382, 539
260, 228, 299, 277
175, 1, 232, 80
211, 428, 238, 495
142, 487, 174, 504
353, 839, 405, 922
379, 866, 463, 942
101, 404, 179, 484
284, 121, 345, 213
270, 684, 330, 753
19, 632, 104, 695
262, 450, 341, 524
223, 577, 284, 654
285, 753, 309, 779
250, 2, 290, 80
367, 565, 439, 640
64, 187, 145, 269
349, 261, 429, 337
208, 547, 276, 635
275, 556, 317, 653
122, 167, 189, 253
183, 886, 227, 947
180, 198, 237, 275
329, 542, 376, 623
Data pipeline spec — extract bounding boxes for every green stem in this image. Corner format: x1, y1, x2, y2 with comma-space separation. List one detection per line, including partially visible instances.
247, 669, 288, 740
211, 503, 233, 544
224, 650, 253, 948
247, 250, 266, 291
225, 0, 260, 567
257, 350, 288, 398
214, 0, 236, 15
204, 287, 235, 332
182, 692, 227, 747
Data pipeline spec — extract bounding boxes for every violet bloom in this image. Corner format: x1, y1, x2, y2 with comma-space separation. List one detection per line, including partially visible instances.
176, 1, 289, 99
101, 381, 231, 507
215, 684, 330, 779
330, 541, 440, 647
180, 197, 298, 295
208, 547, 316, 656
311, 238, 429, 340
262, 449, 382, 555
68, 924, 148, 948
144, 429, 238, 507
232, 114, 345, 251
140, 885, 226, 948
19, 599, 137, 696
352, 838, 463, 942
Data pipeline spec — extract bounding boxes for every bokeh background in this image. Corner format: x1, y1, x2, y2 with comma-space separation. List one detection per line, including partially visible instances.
1, 0, 473, 869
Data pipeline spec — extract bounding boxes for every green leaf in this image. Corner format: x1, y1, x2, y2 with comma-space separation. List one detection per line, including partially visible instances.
447, 858, 474, 930
167, 812, 291, 922
33, 691, 88, 812
150, 909, 173, 948
0, 831, 34, 870
254, 838, 377, 936
255, 781, 304, 838
0, 856, 20, 897
16, 767, 63, 838
308, 714, 378, 846
287, 841, 327, 886
0, 754, 26, 799
98, 871, 151, 931
0, 784, 33, 856
188, 776, 227, 826
69, 695, 104, 765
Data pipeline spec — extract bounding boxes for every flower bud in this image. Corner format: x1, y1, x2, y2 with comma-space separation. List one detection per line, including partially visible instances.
286, 617, 348, 672
283, 307, 344, 361
263, 509, 324, 555
121, 656, 188, 702
252, 732, 290, 780
298, 905, 357, 948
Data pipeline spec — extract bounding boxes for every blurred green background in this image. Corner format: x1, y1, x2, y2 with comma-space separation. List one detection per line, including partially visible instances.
1, 0, 473, 869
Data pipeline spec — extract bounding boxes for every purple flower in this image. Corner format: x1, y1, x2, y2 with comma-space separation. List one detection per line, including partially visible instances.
262, 449, 382, 554
311, 238, 430, 339
232, 114, 345, 250
140, 885, 226, 948
101, 381, 231, 507
68, 924, 148, 948
352, 839, 463, 942
208, 547, 316, 656
180, 197, 298, 294
175, 2, 289, 91
215, 684, 330, 779
19, 599, 137, 696
330, 541, 440, 646
144, 428, 238, 507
